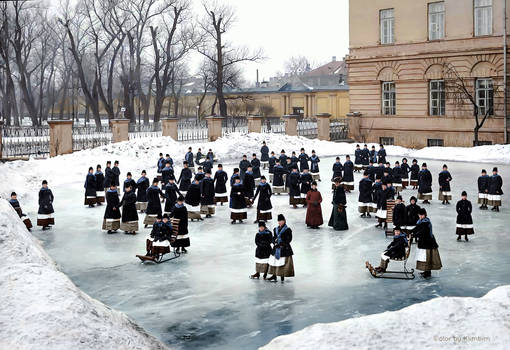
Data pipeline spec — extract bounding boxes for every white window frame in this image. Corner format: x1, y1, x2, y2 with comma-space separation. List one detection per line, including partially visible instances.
428, 2, 445, 40
429, 80, 445, 116
381, 82, 396, 115
474, 0, 493, 36
475, 78, 494, 116
380, 9, 395, 44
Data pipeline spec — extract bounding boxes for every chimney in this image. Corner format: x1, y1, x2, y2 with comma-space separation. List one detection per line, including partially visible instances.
256, 69, 260, 87
332, 56, 337, 62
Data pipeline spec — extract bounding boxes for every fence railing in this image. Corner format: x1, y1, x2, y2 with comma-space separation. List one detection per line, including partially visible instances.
1, 136, 49, 158
330, 119, 349, 141
297, 119, 318, 138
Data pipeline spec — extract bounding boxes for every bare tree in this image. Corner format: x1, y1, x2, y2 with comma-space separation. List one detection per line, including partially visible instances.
284, 55, 312, 75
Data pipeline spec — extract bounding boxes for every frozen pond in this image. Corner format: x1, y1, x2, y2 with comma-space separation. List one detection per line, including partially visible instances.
29, 156, 509, 350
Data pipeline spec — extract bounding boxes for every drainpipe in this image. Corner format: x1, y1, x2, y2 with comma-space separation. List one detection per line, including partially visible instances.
504, 0, 508, 143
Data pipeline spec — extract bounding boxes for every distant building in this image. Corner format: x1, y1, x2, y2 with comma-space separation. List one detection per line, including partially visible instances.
347, 0, 509, 147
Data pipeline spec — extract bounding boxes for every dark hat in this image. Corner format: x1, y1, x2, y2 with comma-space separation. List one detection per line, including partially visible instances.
461, 191, 467, 196
234, 168, 239, 172
206, 170, 212, 174
410, 196, 417, 202
127, 172, 132, 176
114, 160, 119, 164
312, 149, 316, 153
493, 167, 498, 172
375, 175, 382, 180
163, 214, 169, 219
157, 214, 163, 219
153, 177, 159, 183
159, 152, 163, 156
394, 226, 402, 231
442, 164, 448, 168
106, 160, 111, 164
402, 158, 408, 161
363, 171, 369, 176
281, 149, 285, 153
261, 175, 266, 180
198, 166, 203, 170
89, 166, 93, 171
422, 163, 427, 167
252, 153, 256, 156
356, 144, 360, 147
397, 195, 402, 200
166, 154, 170, 157
177, 195, 184, 201
277, 214, 285, 222
263, 141, 266, 144
183, 161, 188, 165
418, 208, 427, 216
96, 164, 102, 168
218, 163, 223, 167
258, 221, 266, 228
42, 180, 48, 185
11, 192, 16, 196
336, 156, 340, 160
312, 181, 318, 186
243, 154, 247, 158
481, 169, 486, 173
141, 170, 146, 174
346, 155, 350, 158
412, 159, 417, 163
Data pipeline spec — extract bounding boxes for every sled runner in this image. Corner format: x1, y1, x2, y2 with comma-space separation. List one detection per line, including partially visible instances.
136, 218, 181, 264
385, 199, 396, 237
365, 239, 415, 280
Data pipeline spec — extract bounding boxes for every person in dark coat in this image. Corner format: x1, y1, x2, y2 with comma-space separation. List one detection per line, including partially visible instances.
171, 196, 190, 253
250, 221, 273, 279
206, 149, 215, 163
331, 157, 343, 189
267, 214, 294, 282
185, 179, 202, 221
300, 168, 313, 201
374, 161, 385, 181
488, 167, 503, 211
103, 184, 121, 233
9, 192, 32, 231
103, 161, 113, 192
161, 162, 174, 186
144, 178, 163, 227
477, 169, 490, 209
272, 161, 287, 194
377, 144, 387, 164
289, 151, 297, 169
196, 148, 204, 166
253, 176, 273, 222
119, 184, 139, 234
112, 161, 121, 190
136, 170, 149, 212
230, 177, 247, 224
268, 152, 277, 183
438, 164, 453, 204
358, 172, 373, 218
309, 150, 321, 181
200, 171, 216, 218
418, 163, 433, 204
84, 167, 97, 207
401, 158, 410, 189
251, 153, 261, 183
260, 141, 270, 169
288, 167, 303, 208
405, 196, 421, 234
371, 177, 382, 214
411, 208, 442, 278
366, 161, 376, 182
244, 166, 256, 206
342, 155, 354, 192
369, 145, 378, 164
361, 144, 370, 169
123, 172, 137, 193
194, 166, 205, 182
329, 177, 348, 230
214, 164, 229, 205
410, 159, 420, 189
157, 153, 165, 174
202, 157, 213, 175
185, 147, 195, 173
239, 154, 250, 181
392, 161, 403, 193
456, 191, 474, 241
94, 165, 105, 205
279, 150, 288, 171
306, 181, 323, 229
375, 183, 391, 229
163, 178, 182, 215
230, 168, 240, 186
177, 161, 193, 194
354, 144, 363, 172
372, 227, 408, 273
392, 195, 407, 229
298, 148, 309, 172
37, 180, 55, 230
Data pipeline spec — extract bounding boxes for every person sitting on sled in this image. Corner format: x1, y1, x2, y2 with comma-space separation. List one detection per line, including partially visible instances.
9, 192, 33, 231
374, 227, 408, 273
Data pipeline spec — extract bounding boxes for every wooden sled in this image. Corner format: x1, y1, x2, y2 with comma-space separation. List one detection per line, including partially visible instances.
384, 199, 396, 237
136, 218, 181, 264
365, 239, 415, 280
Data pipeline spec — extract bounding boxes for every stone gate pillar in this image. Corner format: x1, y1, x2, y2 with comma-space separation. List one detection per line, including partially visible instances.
110, 119, 130, 143
316, 113, 331, 141
283, 114, 299, 137
206, 116, 224, 142
247, 115, 263, 133
161, 117, 178, 140
47, 120, 73, 157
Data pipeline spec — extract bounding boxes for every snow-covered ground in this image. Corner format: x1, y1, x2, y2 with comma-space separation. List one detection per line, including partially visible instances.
0, 200, 170, 350
0, 133, 509, 350
262, 285, 510, 350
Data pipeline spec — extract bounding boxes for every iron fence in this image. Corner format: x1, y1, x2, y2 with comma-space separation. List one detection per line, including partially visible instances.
1, 136, 49, 158
297, 119, 318, 139
72, 128, 113, 152
330, 119, 349, 141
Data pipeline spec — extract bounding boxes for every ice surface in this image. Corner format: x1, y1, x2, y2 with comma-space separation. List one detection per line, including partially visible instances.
1, 134, 509, 350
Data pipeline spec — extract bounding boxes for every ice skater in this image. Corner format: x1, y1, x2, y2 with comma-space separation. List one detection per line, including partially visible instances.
84, 167, 97, 207
136, 170, 150, 212
119, 184, 139, 234
267, 214, 295, 282
329, 177, 348, 231
305, 181, 323, 229
177, 161, 193, 194
214, 164, 229, 205
200, 170, 215, 218
417, 163, 433, 204
342, 155, 354, 192
488, 167, 503, 212
260, 141, 269, 170
144, 178, 164, 227
410, 208, 442, 278
37, 180, 55, 230
230, 176, 247, 224
358, 172, 373, 218
103, 184, 121, 234
252, 176, 273, 222
171, 196, 190, 254
410, 159, 420, 190
94, 165, 105, 205
456, 191, 474, 241
309, 150, 320, 181
477, 169, 490, 209
438, 164, 452, 205
250, 221, 273, 280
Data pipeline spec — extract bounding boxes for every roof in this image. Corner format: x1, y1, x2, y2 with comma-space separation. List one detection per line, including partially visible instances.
305, 60, 347, 77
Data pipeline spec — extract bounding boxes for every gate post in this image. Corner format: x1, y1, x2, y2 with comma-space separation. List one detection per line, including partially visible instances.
247, 115, 263, 133
47, 120, 73, 157
110, 119, 130, 143
161, 117, 178, 140
283, 114, 299, 136
316, 113, 331, 141
206, 116, 224, 141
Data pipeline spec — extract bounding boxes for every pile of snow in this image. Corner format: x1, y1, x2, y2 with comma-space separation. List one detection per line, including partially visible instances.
0, 200, 170, 350
261, 286, 510, 350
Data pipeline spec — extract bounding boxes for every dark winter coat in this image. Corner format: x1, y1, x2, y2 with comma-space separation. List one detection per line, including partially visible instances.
178, 168, 193, 192
253, 182, 273, 211
271, 225, 293, 257
392, 166, 403, 184
164, 182, 182, 212
251, 158, 261, 179
354, 149, 362, 165
369, 149, 377, 163
299, 153, 309, 171
150, 221, 164, 240
300, 173, 313, 195
332, 185, 347, 205
489, 175, 503, 195
358, 178, 373, 203
361, 148, 370, 165
104, 189, 121, 219
136, 176, 150, 202
9, 199, 24, 217
377, 187, 391, 210
194, 171, 205, 182
146, 185, 163, 215
230, 183, 246, 209
343, 161, 354, 182
412, 218, 439, 250
185, 183, 201, 207
279, 154, 288, 170
382, 174, 393, 185
261, 145, 270, 162
310, 155, 320, 173
123, 178, 137, 193
104, 167, 114, 188
94, 171, 105, 192
244, 172, 256, 198
406, 203, 421, 227
200, 176, 215, 205
202, 159, 213, 174
268, 156, 277, 174
401, 163, 410, 179
273, 165, 287, 187
372, 182, 382, 204
374, 165, 385, 180
306, 189, 323, 227
410, 164, 420, 180
112, 166, 121, 186
239, 159, 251, 180
418, 169, 433, 194
120, 191, 138, 222
255, 229, 273, 259
157, 157, 165, 173
290, 156, 299, 169
384, 234, 408, 259
38, 187, 54, 214
214, 170, 228, 194
288, 171, 301, 197
196, 151, 204, 165
85, 173, 97, 197
332, 162, 343, 181
377, 148, 387, 164
161, 166, 175, 185
456, 199, 473, 225
478, 175, 490, 193
366, 165, 376, 182
185, 151, 195, 167
392, 202, 407, 228
171, 203, 189, 236
438, 170, 452, 192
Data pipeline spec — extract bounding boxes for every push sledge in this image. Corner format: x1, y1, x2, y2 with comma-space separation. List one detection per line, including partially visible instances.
384, 199, 396, 237
136, 218, 181, 264
365, 238, 415, 280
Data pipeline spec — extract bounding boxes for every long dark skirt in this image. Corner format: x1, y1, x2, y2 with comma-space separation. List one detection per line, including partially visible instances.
328, 204, 348, 230
268, 256, 295, 277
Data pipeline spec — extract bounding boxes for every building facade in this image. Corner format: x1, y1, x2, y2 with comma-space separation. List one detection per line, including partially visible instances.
347, 0, 509, 147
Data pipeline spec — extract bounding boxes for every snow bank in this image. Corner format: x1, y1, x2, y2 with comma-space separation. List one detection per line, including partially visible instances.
261, 286, 510, 350
0, 200, 170, 350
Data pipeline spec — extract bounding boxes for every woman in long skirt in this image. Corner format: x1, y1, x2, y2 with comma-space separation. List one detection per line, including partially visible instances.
250, 221, 273, 279
272, 161, 287, 194
253, 176, 273, 222
267, 214, 295, 282
144, 178, 163, 227
305, 181, 323, 229
170, 196, 190, 253
185, 179, 202, 221
94, 165, 105, 205
438, 164, 453, 204
456, 191, 474, 241
214, 164, 229, 204
37, 180, 55, 230
329, 178, 348, 230
103, 185, 121, 233
411, 208, 442, 278
409, 159, 420, 189
230, 177, 247, 224
136, 170, 150, 212
488, 167, 503, 212
119, 184, 139, 234
477, 169, 490, 209
84, 167, 97, 207
309, 150, 321, 181
417, 163, 433, 204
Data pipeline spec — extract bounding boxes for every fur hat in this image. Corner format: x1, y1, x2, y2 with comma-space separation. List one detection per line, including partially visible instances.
312, 181, 318, 186
11, 192, 16, 197
277, 214, 285, 222
493, 167, 498, 172
461, 191, 467, 196
422, 163, 427, 167
410, 196, 417, 202
418, 208, 427, 216
157, 214, 163, 220
258, 221, 266, 228
260, 176, 266, 180
42, 180, 48, 185
397, 195, 402, 200
153, 178, 159, 183
177, 195, 184, 202
162, 214, 169, 219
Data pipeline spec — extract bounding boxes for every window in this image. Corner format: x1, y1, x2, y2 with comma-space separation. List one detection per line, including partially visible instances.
428, 2, 445, 40
380, 137, 394, 145
474, 0, 492, 36
381, 82, 396, 115
429, 80, 445, 115
476, 78, 494, 116
474, 140, 492, 146
427, 139, 444, 147
380, 9, 394, 44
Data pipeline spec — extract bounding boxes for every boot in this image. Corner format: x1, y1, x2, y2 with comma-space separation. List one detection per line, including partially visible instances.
442, 200, 445, 205
420, 271, 431, 278
465, 235, 469, 242
375, 223, 382, 228
250, 272, 260, 279
89, 204, 95, 208
495, 206, 500, 212
360, 213, 366, 218
293, 204, 297, 209
491, 206, 497, 211
367, 213, 372, 218
97, 202, 102, 206
181, 247, 187, 253
457, 235, 461, 241
231, 220, 236, 224
206, 214, 211, 218
280, 276, 285, 282
263, 273, 267, 280
175, 247, 181, 253
383, 222, 388, 230
267, 275, 277, 282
